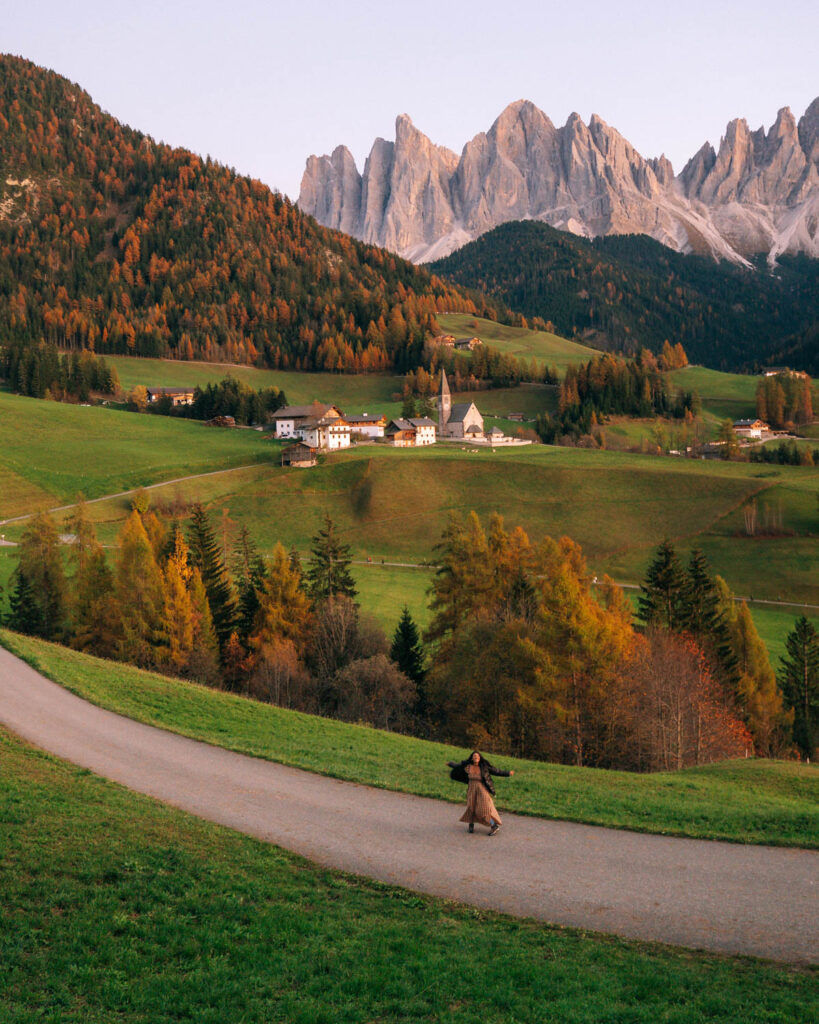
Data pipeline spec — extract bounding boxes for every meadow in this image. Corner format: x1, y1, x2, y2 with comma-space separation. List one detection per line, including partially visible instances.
101, 320, 799, 441
436, 312, 600, 371
2, 387, 817, 653
26, 442, 813, 604
3, 730, 814, 1024
3, 630, 817, 848
0, 391, 274, 519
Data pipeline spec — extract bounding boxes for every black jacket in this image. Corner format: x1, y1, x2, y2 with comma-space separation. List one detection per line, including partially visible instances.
447, 756, 510, 797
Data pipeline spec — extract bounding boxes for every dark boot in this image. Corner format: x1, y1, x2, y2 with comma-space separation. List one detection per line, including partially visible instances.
468, 822, 474, 833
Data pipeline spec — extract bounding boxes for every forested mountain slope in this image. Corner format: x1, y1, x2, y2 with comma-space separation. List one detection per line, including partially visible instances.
431, 221, 819, 370
0, 56, 502, 373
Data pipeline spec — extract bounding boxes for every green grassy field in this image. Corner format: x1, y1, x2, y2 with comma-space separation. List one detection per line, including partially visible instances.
103, 352, 552, 425
33, 443, 814, 605
4, 733, 814, 1024
105, 354, 404, 410
0, 391, 275, 519
437, 313, 599, 373
3, 630, 817, 848
2, 394, 817, 652
667, 365, 759, 420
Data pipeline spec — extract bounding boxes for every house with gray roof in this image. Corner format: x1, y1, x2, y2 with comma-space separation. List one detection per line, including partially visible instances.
270, 403, 343, 438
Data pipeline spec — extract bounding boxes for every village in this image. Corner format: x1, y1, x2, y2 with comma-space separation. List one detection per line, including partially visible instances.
266, 369, 528, 467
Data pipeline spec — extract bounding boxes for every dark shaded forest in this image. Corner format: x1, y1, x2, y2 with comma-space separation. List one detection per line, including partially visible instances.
431, 220, 819, 371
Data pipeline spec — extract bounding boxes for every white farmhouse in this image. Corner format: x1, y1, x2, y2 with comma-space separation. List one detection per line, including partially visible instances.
344, 413, 387, 439
409, 417, 437, 445
270, 403, 344, 439
296, 417, 351, 450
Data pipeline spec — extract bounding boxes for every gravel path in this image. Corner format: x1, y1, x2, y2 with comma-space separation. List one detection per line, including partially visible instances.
1, 646, 816, 964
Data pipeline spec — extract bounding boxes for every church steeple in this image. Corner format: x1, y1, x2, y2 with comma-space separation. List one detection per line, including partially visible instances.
438, 368, 451, 429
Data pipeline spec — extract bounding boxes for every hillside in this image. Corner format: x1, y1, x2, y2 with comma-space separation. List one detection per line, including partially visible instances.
431, 222, 819, 370
0, 55, 505, 374
4, 733, 814, 1024
3, 391, 817, 608
4, 630, 817, 846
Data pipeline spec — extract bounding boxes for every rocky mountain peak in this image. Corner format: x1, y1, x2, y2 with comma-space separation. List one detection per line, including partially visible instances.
298, 98, 819, 265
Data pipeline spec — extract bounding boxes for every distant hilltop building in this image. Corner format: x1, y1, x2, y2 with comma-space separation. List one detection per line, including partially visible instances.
733, 418, 770, 439
146, 386, 195, 406
437, 368, 484, 439
763, 367, 809, 380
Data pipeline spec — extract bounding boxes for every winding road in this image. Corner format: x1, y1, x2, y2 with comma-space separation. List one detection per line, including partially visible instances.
0, 645, 816, 964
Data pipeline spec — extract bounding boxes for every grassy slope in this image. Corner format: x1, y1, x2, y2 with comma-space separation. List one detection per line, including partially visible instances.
2, 396, 816, 648
4, 735, 814, 1024
0, 391, 275, 518
41, 443, 816, 605
436, 313, 598, 372
3, 630, 816, 849
102, 321, 780, 436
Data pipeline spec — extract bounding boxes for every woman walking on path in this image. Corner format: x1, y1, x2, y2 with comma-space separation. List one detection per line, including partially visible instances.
447, 751, 514, 836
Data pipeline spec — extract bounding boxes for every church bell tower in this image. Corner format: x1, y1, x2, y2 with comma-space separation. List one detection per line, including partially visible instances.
438, 368, 451, 431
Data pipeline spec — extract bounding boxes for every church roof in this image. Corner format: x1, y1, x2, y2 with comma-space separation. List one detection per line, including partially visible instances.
439, 368, 451, 399
448, 402, 480, 423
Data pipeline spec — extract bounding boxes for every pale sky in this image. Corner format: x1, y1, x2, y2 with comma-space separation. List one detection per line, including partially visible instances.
4, 0, 818, 200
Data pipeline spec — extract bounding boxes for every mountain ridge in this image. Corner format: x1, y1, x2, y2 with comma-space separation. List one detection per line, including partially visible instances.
0, 54, 503, 374
430, 220, 819, 370
298, 99, 819, 266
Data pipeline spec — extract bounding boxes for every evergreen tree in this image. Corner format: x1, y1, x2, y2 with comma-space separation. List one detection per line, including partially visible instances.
65, 501, 117, 657
638, 539, 686, 630
390, 606, 426, 686
305, 514, 357, 602
288, 546, 303, 577
779, 617, 819, 760
187, 504, 239, 654
232, 526, 268, 645
188, 567, 221, 685
6, 569, 44, 636
681, 548, 736, 679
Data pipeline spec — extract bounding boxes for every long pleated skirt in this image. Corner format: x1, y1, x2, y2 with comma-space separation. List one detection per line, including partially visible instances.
459, 779, 501, 827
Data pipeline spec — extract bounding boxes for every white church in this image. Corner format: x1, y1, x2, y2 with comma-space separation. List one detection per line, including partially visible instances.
437, 369, 485, 440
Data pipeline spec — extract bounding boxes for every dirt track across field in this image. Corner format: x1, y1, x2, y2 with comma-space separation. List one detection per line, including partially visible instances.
1, 646, 816, 964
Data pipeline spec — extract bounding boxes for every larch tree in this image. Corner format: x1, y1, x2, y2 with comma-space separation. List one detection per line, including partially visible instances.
114, 510, 165, 667
159, 530, 196, 675
8, 512, 67, 640
716, 577, 789, 756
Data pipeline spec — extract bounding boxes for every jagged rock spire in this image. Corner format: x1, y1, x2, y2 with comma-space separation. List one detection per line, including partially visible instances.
299, 97, 819, 265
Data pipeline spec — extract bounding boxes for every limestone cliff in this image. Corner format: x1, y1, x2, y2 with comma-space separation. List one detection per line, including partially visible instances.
298, 99, 819, 265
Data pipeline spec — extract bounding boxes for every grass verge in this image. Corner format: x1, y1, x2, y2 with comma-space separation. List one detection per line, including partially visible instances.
2, 730, 814, 1023
2, 630, 816, 849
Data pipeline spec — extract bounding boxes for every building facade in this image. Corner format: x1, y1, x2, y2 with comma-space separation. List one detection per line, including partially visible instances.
271, 404, 343, 438
344, 413, 387, 439
437, 369, 484, 439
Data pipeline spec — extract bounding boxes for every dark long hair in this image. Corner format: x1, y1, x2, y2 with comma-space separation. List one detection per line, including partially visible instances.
468, 751, 494, 771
